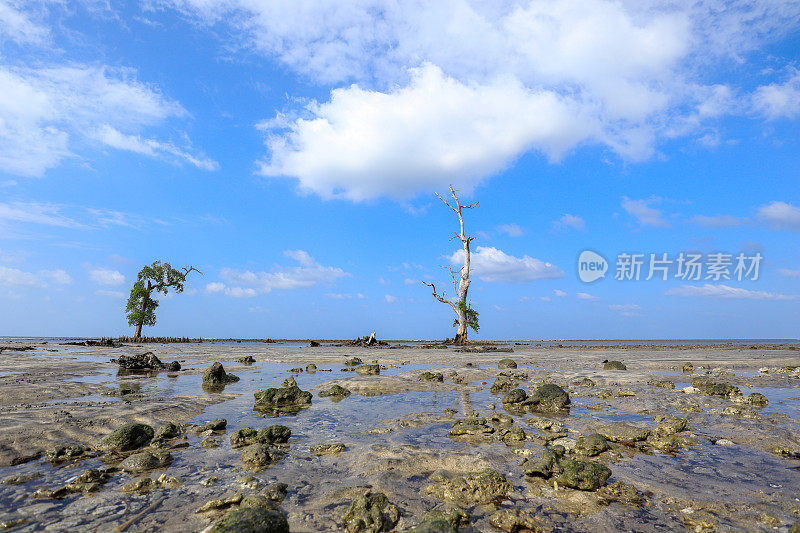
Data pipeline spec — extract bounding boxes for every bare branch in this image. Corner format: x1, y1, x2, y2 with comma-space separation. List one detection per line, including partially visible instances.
182, 266, 203, 277
422, 281, 457, 312
435, 192, 457, 213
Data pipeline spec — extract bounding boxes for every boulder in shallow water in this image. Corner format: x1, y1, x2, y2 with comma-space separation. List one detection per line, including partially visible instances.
355, 364, 380, 376
423, 469, 512, 505
211, 507, 289, 533
343, 491, 400, 533
556, 458, 612, 490
119, 450, 173, 474
253, 385, 312, 414
497, 358, 517, 369
603, 360, 627, 370
319, 384, 351, 399
203, 362, 240, 386
100, 423, 154, 451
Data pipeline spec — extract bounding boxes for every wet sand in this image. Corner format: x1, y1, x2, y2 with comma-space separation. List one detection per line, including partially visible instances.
0, 340, 798, 531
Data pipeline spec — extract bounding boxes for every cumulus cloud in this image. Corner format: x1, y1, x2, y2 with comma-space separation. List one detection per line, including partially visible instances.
621, 196, 669, 227
209, 250, 348, 297
666, 284, 796, 300
577, 292, 600, 301
552, 214, 585, 232
753, 70, 800, 120
756, 201, 800, 232
0, 266, 72, 287
553, 289, 568, 297
0, 64, 211, 176
450, 246, 563, 283
259, 65, 597, 200
166, 0, 800, 200
384, 294, 397, 303
89, 267, 126, 286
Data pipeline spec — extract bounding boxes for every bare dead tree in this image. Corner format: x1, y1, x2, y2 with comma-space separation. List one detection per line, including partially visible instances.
423, 185, 479, 345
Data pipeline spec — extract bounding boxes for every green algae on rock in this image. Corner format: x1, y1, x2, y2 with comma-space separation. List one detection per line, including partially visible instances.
231, 425, 292, 448
343, 491, 400, 533
355, 363, 380, 375
491, 376, 519, 394
594, 422, 651, 443
211, 507, 289, 533
203, 362, 240, 387
100, 423, 154, 451
119, 450, 173, 474
418, 371, 444, 382
423, 470, 512, 505
691, 377, 741, 398
556, 458, 612, 490
319, 384, 352, 399
489, 508, 554, 533
603, 360, 627, 370
498, 358, 517, 369
597, 480, 644, 506
253, 384, 312, 414
310, 442, 346, 456
240, 443, 286, 470
573, 433, 610, 457
46, 444, 86, 464
411, 503, 470, 533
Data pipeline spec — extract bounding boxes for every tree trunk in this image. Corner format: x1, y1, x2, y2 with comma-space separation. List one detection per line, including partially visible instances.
133, 322, 143, 340
423, 185, 477, 346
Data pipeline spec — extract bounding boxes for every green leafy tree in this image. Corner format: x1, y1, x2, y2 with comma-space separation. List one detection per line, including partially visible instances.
452, 301, 479, 333
126, 261, 201, 339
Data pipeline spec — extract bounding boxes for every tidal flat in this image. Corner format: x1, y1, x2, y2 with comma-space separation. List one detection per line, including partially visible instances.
0, 340, 798, 532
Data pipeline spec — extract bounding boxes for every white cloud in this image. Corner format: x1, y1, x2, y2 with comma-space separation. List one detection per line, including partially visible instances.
0, 1, 48, 45
539, 296, 551, 302
41, 269, 72, 285
166, 0, 800, 200
753, 70, 800, 120
690, 215, 745, 228
211, 250, 348, 297
0, 201, 83, 227
666, 284, 796, 301
553, 289, 568, 297
0, 266, 71, 287
0, 64, 203, 176
577, 292, 600, 301
403, 278, 417, 285
325, 293, 352, 299
756, 201, 800, 232
95, 289, 124, 298
384, 294, 398, 303
496, 223, 524, 237
552, 214, 585, 232
450, 246, 564, 283
778, 268, 800, 278
621, 196, 669, 227
96, 125, 218, 170
89, 267, 126, 286
259, 64, 598, 200
205, 281, 225, 293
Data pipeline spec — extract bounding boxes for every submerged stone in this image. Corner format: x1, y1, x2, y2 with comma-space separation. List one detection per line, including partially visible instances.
46, 444, 85, 463
100, 423, 154, 451
648, 379, 675, 389
489, 508, 553, 533
343, 491, 400, 533
355, 364, 380, 376
555, 459, 611, 491
528, 384, 570, 411
412, 504, 470, 533
211, 507, 289, 533
153, 423, 182, 440
654, 417, 687, 437
594, 422, 651, 443
597, 480, 643, 506
119, 450, 173, 474
522, 448, 563, 478
319, 384, 352, 398
310, 442, 346, 456
253, 384, 313, 414
691, 378, 741, 398
491, 376, 518, 394
418, 371, 444, 382
573, 434, 610, 457
203, 362, 240, 387
240, 443, 284, 469
423, 469, 512, 505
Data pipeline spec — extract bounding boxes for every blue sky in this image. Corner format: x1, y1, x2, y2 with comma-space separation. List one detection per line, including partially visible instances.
0, 1, 798, 339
